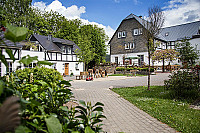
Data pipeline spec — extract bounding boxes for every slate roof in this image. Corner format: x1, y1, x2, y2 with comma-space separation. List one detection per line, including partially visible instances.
110, 13, 200, 43
158, 21, 200, 41
124, 13, 149, 29
31, 34, 80, 52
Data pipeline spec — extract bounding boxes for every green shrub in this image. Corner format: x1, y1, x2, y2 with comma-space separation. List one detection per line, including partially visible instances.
126, 67, 134, 71
164, 70, 200, 99
15, 66, 62, 84
116, 67, 125, 71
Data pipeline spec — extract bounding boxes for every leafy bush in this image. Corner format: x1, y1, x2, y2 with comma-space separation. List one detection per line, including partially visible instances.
164, 70, 200, 99
116, 67, 125, 71
15, 66, 62, 84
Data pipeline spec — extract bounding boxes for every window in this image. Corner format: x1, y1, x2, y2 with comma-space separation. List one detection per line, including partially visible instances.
122, 31, 126, 37
6, 62, 12, 74
51, 63, 56, 69
75, 63, 79, 70
165, 32, 169, 36
61, 46, 66, 53
67, 47, 71, 54
125, 43, 129, 49
139, 28, 142, 35
137, 55, 144, 66
130, 42, 135, 49
118, 32, 122, 38
115, 57, 118, 64
133, 29, 139, 35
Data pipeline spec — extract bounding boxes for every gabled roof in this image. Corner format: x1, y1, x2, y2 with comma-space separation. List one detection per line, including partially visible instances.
124, 13, 149, 28
109, 13, 200, 44
108, 13, 148, 44
31, 34, 80, 52
158, 21, 200, 42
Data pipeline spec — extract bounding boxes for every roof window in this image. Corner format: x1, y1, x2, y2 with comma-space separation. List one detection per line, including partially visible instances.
165, 32, 169, 36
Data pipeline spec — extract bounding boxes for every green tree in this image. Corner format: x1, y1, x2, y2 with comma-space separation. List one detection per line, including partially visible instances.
76, 35, 96, 71
175, 39, 199, 68
89, 25, 108, 67
1, 0, 32, 27
151, 49, 179, 72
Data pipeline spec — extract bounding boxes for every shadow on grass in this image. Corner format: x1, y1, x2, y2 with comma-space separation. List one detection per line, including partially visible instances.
113, 86, 198, 103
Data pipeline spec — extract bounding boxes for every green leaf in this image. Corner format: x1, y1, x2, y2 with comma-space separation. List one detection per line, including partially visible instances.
76, 106, 87, 114
85, 126, 95, 133
37, 61, 53, 66
58, 80, 71, 87
59, 106, 68, 112
5, 48, 15, 62
45, 116, 62, 133
0, 51, 8, 69
0, 80, 5, 96
19, 55, 38, 66
15, 125, 32, 133
92, 107, 103, 112
93, 102, 104, 107
20, 98, 31, 104
30, 99, 41, 106
5, 23, 28, 43
79, 100, 86, 107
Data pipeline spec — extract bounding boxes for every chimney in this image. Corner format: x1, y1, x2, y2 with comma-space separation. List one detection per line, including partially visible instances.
48, 35, 52, 41
139, 16, 142, 18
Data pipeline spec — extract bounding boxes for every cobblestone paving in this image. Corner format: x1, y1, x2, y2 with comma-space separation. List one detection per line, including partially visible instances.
66, 73, 177, 133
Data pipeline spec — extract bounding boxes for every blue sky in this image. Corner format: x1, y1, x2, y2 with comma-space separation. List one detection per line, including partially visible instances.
32, 0, 200, 38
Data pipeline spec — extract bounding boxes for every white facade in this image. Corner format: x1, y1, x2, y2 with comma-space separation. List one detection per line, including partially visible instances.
0, 49, 83, 77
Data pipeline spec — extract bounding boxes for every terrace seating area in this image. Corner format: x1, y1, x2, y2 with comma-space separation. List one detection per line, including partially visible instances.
76, 69, 108, 80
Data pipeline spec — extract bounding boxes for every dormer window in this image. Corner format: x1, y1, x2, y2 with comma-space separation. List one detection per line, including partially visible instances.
139, 28, 142, 35
122, 31, 126, 37
118, 32, 122, 38
118, 31, 126, 38
61, 46, 66, 53
67, 47, 71, 54
133, 29, 139, 35
165, 32, 169, 36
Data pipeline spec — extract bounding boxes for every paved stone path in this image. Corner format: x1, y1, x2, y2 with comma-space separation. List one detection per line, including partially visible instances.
65, 73, 177, 133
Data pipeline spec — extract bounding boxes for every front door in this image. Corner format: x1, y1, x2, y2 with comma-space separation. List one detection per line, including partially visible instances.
65, 63, 69, 75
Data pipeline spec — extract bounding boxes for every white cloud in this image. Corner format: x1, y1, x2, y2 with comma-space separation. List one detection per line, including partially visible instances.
163, 0, 200, 27
33, 0, 86, 19
114, 0, 120, 3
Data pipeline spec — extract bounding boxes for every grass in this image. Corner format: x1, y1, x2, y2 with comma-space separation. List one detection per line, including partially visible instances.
108, 74, 147, 76
112, 86, 200, 133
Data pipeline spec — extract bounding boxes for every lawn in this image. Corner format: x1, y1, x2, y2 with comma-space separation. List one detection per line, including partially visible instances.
112, 86, 200, 133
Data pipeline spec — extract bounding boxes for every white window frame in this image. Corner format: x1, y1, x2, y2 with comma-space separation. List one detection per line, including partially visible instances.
75, 63, 79, 70
133, 29, 139, 35
125, 43, 129, 49
118, 32, 122, 38
122, 31, 126, 37
67, 47, 71, 54
130, 42, 135, 49
7, 62, 13, 74
61, 46, 66, 53
139, 28, 142, 35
